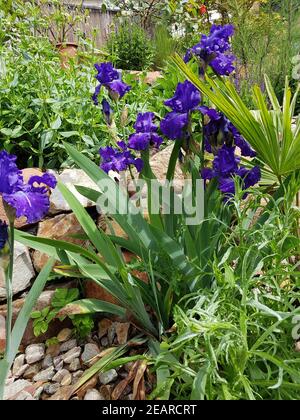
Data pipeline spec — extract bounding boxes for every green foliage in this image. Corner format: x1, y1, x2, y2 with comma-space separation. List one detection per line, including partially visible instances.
72, 315, 94, 339
108, 21, 154, 70
31, 288, 79, 337
152, 26, 179, 69
150, 190, 300, 400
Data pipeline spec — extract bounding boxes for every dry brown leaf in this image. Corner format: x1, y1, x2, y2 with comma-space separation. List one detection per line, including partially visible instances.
111, 361, 140, 400
132, 360, 147, 400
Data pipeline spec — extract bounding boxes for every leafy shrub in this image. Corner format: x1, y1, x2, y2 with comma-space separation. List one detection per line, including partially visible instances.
107, 21, 154, 70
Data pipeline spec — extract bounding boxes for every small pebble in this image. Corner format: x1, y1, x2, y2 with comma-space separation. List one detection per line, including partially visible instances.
72, 370, 83, 383
84, 389, 104, 400
63, 346, 81, 364
44, 382, 60, 395
34, 386, 44, 400
60, 338, 77, 353
23, 362, 42, 380
81, 343, 99, 364
100, 337, 108, 347
46, 343, 60, 357
25, 344, 45, 364
52, 369, 69, 383
68, 358, 81, 372
33, 366, 55, 382
42, 354, 53, 369
14, 364, 29, 378
12, 354, 25, 376
57, 328, 72, 343
98, 369, 118, 385
61, 372, 72, 386
53, 355, 63, 369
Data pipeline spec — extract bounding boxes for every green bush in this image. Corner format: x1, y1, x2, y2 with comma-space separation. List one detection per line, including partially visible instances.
107, 21, 154, 70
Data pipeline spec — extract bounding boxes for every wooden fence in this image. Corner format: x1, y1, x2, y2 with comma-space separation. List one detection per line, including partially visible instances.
41, 1, 119, 47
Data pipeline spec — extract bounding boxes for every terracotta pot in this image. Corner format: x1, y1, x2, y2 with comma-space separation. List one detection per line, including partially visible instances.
56, 42, 78, 69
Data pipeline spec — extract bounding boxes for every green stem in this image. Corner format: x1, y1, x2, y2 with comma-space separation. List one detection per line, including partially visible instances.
4, 222, 14, 363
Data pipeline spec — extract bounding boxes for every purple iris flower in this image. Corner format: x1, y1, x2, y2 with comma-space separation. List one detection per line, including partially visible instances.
128, 112, 163, 151
160, 81, 201, 140
99, 142, 143, 173
92, 62, 131, 104
184, 24, 236, 76
0, 151, 57, 224
102, 99, 113, 125
200, 106, 256, 157
213, 145, 239, 177
0, 220, 8, 250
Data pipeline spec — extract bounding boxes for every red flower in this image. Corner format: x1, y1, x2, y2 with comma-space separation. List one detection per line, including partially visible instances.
199, 4, 207, 15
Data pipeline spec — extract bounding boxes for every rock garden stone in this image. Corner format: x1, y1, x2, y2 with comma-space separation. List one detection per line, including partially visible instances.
99, 384, 112, 400
72, 370, 83, 382
57, 328, 72, 343
100, 337, 109, 347
14, 390, 35, 400
46, 343, 61, 358
42, 354, 53, 369
44, 382, 60, 395
84, 389, 105, 400
60, 338, 77, 353
49, 168, 101, 213
53, 355, 63, 369
14, 364, 29, 378
34, 386, 44, 400
60, 371, 72, 386
52, 368, 69, 383
23, 363, 42, 380
33, 213, 88, 271
25, 344, 45, 364
98, 369, 118, 385
81, 343, 100, 364
12, 354, 25, 376
33, 366, 55, 382
62, 346, 82, 363
68, 358, 81, 372
0, 242, 34, 299
4, 379, 32, 400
